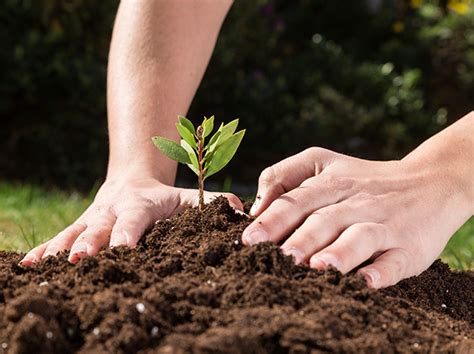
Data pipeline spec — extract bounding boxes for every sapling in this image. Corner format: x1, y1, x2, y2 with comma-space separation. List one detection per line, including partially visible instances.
152, 116, 245, 211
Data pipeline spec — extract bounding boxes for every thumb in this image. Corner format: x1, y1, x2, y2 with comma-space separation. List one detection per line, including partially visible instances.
251, 147, 330, 216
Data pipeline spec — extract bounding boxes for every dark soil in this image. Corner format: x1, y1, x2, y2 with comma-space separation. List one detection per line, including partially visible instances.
0, 197, 472, 354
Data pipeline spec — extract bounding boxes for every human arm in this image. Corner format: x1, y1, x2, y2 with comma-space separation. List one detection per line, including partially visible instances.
20, 0, 235, 265
243, 112, 473, 288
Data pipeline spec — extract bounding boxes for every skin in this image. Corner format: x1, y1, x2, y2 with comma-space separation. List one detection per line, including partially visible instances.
243, 112, 474, 288
20, 0, 238, 266
20, 1, 473, 289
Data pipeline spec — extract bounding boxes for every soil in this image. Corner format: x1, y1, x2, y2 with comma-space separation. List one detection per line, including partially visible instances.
0, 197, 472, 354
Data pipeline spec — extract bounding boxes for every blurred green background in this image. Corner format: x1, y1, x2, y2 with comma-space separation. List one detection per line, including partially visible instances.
0, 0, 472, 266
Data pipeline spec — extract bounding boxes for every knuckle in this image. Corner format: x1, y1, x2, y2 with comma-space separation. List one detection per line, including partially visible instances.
87, 225, 112, 237
299, 176, 317, 188
305, 146, 327, 158
309, 208, 332, 223
346, 223, 388, 250
346, 223, 374, 236
389, 249, 411, 282
259, 167, 278, 185
350, 222, 384, 237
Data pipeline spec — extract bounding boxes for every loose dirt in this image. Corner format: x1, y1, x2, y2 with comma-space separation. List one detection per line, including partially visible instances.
0, 197, 472, 353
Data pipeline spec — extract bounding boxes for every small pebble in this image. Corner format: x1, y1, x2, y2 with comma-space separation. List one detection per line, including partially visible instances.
27, 312, 34, 319
382, 324, 387, 329
46, 331, 53, 339
1, 343, 7, 349
151, 326, 159, 337
413, 343, 419, 348
93, 327, 100, 336
441, 304, 447, 309
39, 281, 49, 287
136, 303, 145, 313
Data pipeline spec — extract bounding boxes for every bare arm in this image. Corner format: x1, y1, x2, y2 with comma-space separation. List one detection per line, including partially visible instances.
107, 0, 233, 184
21, 0, 237, 265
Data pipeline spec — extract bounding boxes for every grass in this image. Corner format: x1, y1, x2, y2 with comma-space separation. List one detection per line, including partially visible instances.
0, 181, 472, 270
0, 182, 94, 252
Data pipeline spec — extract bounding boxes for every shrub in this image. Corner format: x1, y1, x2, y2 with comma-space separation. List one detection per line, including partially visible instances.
0, 0, 472, 189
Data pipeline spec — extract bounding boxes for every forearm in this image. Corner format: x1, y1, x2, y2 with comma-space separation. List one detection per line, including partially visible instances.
106, 0, 232, 184
403, 112, 474, 214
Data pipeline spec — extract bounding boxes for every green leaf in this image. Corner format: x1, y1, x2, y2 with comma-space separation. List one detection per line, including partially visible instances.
207, 119, 240, 154
176, 123, 196, 148
181, 139, 199, 175
202, 115, 214, 138
206, 130, 221, 152
219, 119, 239, 142
204, 129, 245, 179
178, 116, 195, 135
152, 136, 191, 164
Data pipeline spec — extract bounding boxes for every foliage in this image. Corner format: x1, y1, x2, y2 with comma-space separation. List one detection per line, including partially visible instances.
153, 116, 245, 209
0, 0, 473, 188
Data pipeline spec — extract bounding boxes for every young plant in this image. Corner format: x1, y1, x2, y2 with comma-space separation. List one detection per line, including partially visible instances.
152, 116, 245, 211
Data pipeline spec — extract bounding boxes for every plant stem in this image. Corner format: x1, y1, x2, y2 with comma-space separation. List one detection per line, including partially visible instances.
196, 127, 205, 211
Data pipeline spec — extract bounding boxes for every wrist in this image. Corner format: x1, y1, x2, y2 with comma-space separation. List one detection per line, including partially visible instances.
403, 113, 474, 215
106, 154, 177, 186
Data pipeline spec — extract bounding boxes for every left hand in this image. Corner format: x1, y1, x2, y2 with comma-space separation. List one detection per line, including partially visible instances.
242, 147, 472, 288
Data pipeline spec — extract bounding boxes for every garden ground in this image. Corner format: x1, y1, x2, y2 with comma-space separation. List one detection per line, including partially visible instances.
0, 181, 472, 270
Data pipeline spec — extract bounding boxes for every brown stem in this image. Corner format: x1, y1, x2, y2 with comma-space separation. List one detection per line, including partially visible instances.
196, 126, 205, 211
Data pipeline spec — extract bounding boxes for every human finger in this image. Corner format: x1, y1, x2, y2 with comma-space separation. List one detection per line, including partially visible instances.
280, 202, 366, 264
68, 211, 116, 263
357, 248, 413, 288
109, 208, 154, 248
19, 241, 51, 266
250, 148, 332, 216
242, 175, 348, 246
309, 222, 388, 274
41, 222, 87, 258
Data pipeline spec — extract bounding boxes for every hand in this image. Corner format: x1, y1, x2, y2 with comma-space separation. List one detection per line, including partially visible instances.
20, 177, 243, 265
242, 147, 472, 288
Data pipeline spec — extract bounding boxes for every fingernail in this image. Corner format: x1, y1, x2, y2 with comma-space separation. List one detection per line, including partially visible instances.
282, 247, 305, 265
19, 254, 37, 266
249, 195, 262, 216
310, 253, 340, 270
110, 231, 128, 247
244, 228, 268, 245
361, 269, 380, 287
125, 230, 138, 248
69, 243, 90, 262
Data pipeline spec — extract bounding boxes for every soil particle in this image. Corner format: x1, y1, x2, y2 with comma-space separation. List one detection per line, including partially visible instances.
0, 197, 472, 353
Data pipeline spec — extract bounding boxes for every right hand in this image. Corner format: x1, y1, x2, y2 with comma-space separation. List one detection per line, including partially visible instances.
20, 177, 243, 265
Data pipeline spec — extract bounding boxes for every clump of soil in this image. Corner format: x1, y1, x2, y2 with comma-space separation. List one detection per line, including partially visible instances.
0, 197, 472, 353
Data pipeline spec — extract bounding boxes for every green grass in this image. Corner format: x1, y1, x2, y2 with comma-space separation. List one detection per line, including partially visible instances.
0, 181, 472, 270
0, 182, 93, 252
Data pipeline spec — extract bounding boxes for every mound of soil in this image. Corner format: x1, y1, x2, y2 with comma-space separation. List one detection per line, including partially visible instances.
0, 197, 472, 353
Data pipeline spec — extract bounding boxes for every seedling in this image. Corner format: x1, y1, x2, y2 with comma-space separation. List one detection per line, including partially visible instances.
152, 116, 245, 211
